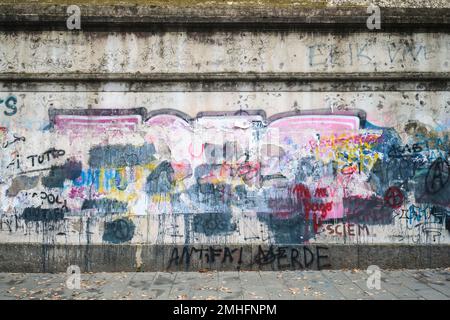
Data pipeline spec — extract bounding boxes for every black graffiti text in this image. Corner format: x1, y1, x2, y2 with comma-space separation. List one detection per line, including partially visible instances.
27, 148, 66, 167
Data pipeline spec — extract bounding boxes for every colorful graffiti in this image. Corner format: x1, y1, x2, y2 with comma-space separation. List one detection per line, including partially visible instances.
0, 107, 449, 245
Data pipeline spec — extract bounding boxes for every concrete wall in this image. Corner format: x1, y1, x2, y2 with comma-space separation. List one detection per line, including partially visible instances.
0, 4, 449, 271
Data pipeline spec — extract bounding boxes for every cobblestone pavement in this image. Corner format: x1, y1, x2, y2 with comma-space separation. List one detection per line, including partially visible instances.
0, 269, 449, 300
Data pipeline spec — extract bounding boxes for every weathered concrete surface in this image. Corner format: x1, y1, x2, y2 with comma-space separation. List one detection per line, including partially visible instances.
1, 31, 449, 75
0, 3, 449, 272
0, 269, 449, 300
0, 243, 449, 272
0, 3, 449, 30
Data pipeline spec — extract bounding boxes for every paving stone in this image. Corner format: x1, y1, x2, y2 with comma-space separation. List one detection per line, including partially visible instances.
65, 272, 137, 300
239, 271, 270, 300
320, 270, 376, 300
0, 269, 449, 300
273, 270, 340, 300
388, 271, 448, 300
341, 270, 381, 299
123, 272, 158, 299
217, 271, 243, 300
377, 271, 423, 299
168, 272, 204, 300
259, 271, 295, 300
405, 269, 450, 298
189, 271, 219, 300
0, 273, 71, 300
149, 272, 178, 300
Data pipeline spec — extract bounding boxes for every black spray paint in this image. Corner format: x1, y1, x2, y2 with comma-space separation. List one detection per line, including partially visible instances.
102, 218, 135, 244
81, 199, 128, 215
89, 143, 156, 168
42, 159, 82, 188
22, 207, 67, 222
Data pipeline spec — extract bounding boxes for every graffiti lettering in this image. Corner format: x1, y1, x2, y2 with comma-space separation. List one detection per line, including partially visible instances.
27, 148, 66, 167
384, 186, 404, 209
425, 158, 449, 194
0, 96, 18, 116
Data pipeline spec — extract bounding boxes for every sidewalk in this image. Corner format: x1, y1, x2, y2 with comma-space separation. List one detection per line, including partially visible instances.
0, 269, 449, 300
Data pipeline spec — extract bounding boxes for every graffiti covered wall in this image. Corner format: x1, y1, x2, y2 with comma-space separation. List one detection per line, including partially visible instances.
0, 30, 449, 248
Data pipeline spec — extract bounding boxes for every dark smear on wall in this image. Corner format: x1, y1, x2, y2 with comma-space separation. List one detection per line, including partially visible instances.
257, 213, 312, 244
42, 159, 82, 188
192, 212, 237, 236
102, 218, 135, 244
343, 196, 393, 225
295, 157, 334, 183
81, 199, 128, 215
414, 160, 450, 207
6, 175, 39, 196
89, 143, 156, 168
186, 182, 233, 213
425, 158, 449, 194
22, 207, 67, 222
146, 161, 174, 195
204, 142, 244, 163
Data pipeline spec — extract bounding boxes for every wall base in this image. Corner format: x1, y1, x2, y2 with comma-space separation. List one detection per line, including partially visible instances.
0, 243, 448, 272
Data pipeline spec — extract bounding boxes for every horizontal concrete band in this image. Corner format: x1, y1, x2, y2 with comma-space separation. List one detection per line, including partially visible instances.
1, 72, 449, 82
0, 243, 448, 273
0, 5, 449, 30
3, 80, 449, 93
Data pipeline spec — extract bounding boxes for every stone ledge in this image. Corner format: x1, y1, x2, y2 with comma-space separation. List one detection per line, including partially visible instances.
0, 72, 448, 82
0, 4, 449, 30
0, 243, 448, 272
2, 80, 448, 93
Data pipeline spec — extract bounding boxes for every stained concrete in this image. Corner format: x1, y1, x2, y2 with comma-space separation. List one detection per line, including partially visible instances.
0, 243, 448, 272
